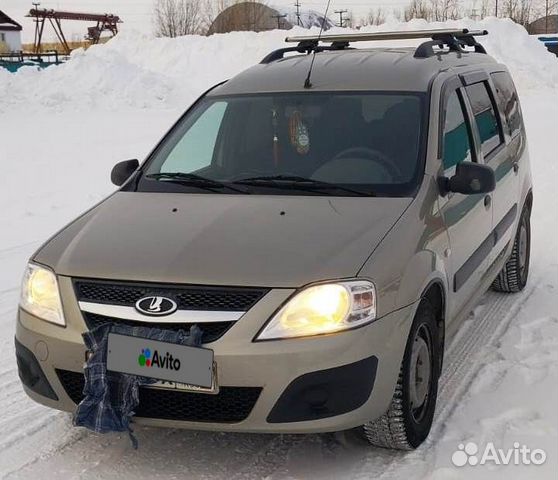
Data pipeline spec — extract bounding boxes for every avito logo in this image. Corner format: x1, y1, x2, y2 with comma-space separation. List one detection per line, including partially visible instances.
138, 347, 181, 371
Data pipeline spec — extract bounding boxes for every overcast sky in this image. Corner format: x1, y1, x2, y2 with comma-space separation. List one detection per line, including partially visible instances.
3, 0, 474, 42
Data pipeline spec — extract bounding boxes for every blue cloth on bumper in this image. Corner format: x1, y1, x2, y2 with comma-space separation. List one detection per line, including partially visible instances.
74, 323, 202, 447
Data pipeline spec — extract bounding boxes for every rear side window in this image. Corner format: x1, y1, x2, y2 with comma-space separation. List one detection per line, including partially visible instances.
491, 72, 522, 138
464, 82, 502, 157
442, 91, 473, 171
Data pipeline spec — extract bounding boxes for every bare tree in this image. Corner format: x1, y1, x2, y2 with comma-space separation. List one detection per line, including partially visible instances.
153, 0, 203, 37
201, 0, 234, 32
478, 0, 492, 18
367, 7, 386, 25
403, 0, 432, 21
429, 0, 462, 20
499, 0, 535, 25
401, 0, 463, 21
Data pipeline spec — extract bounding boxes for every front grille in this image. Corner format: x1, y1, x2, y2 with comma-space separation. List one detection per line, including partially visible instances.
74, 279, 268, 312
56, 369, 262, 423
82, 312, 234, 344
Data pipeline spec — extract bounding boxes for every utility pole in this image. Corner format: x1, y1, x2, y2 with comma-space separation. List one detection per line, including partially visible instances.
32, 2, 41, 53
495, 0, 498, 16
271, 13, 287, 29
334, 9, 348, 27
294, 0, 302, 26
545, 0, 549, 33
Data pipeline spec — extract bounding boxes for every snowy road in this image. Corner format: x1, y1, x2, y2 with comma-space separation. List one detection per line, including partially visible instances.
1, 19, 557, 479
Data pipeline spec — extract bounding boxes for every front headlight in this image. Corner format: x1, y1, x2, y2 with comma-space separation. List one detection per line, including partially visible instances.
256, 280, 376, 340
20, 263, 65, 326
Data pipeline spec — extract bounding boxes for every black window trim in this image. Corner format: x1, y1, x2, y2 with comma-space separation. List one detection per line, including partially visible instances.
459, 70, 489, 87
438, 76, 478, 167
462, 79, 505, 162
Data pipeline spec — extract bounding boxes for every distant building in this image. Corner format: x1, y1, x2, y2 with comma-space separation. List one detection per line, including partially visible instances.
528, 15, 558, 35
208, 2, 333, 35
0, 10, 23, 52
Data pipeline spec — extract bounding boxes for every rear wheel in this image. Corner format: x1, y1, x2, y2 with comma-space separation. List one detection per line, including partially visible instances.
360, 299, 441, 450
491, 205, 531, 293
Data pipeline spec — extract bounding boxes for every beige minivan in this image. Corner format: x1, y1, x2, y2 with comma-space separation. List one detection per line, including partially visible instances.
15, 29, 532, 449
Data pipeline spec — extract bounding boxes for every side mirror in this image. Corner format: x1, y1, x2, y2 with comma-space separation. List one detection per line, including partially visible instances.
439, 161, 496, 196
111, 159, 139, 186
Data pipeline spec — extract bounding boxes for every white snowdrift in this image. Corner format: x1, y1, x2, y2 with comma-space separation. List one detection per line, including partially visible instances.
1, 17, 556, 112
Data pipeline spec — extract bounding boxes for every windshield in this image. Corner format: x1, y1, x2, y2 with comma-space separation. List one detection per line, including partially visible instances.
138, 92, 425, 196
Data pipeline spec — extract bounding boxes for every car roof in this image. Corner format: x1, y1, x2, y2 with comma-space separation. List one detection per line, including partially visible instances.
210, 48, 499, 96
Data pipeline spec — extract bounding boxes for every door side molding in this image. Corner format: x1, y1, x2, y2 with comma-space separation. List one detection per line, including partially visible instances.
453, 203, 517, 292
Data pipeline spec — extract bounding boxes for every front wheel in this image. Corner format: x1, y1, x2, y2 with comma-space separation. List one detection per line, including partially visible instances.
491, 205, 531, 293
360, 299, 441, 450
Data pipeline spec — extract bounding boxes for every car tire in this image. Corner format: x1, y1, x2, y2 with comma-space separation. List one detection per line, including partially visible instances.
360, 299, 441, 450
491, 205, 531, 293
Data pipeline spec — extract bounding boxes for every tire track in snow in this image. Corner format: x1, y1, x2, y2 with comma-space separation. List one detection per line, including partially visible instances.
0, 241, 40, 257
1, 416, 87, 479
1, 411, 61, 451
227, 434, 306, 480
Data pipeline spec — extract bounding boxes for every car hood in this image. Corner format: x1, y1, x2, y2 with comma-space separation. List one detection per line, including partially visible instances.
35, 192, 411, 287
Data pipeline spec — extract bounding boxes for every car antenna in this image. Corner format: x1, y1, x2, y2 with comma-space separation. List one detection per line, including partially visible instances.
304, 0, 332, 89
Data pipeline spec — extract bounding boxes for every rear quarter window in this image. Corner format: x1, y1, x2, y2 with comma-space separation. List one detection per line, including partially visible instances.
491, 71, 522, 138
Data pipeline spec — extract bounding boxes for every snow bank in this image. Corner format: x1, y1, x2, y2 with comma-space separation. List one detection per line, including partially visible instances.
1, 18, 556, 113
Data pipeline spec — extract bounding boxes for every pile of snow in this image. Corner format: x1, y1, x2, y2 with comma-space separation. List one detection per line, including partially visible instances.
1, 17, 556, 113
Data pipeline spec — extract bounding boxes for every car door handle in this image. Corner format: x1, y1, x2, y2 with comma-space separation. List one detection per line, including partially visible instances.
513, 162, 519, 173
484, 195, 492, 208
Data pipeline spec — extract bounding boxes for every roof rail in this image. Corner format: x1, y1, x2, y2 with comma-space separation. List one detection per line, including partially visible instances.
274, 29, 489, 60
260, 44, 352, 64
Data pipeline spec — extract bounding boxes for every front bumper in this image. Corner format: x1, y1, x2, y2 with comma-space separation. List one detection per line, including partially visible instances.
15, 275, 416, 433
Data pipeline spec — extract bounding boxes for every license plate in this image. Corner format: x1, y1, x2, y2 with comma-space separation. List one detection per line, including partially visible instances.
148, 363, 219, 394
107, 333, 214, 388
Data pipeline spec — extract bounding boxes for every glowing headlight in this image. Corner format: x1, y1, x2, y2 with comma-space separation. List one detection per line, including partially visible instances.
20, 263, 65, 326
256, 280, 376, 340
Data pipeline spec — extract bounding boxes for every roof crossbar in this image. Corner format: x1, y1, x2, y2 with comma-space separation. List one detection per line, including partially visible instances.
285, 29, 486, 44
279, 29, 488, 59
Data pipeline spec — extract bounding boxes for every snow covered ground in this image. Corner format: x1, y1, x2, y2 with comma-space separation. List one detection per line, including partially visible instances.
0, 18, 557, 480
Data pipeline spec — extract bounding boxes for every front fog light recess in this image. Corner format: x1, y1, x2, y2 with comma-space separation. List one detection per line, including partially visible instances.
257, 280, 376, 340
20, 263, 65, 326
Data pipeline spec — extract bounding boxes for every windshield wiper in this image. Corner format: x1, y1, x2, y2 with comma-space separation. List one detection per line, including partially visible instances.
233, 175, 373, 196
146, 172, 248, 194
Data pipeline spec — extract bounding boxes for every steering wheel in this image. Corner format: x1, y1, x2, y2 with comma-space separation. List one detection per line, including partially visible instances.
331, 147, 404, 181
